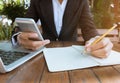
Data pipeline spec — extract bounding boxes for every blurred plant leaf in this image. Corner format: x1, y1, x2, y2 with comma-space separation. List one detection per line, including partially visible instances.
0, 0, 27, 23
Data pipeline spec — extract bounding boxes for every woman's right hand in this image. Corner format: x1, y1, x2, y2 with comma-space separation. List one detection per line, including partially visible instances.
17, 32, 50, 50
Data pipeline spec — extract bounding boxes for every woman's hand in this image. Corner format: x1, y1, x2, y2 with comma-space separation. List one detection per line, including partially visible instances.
17, 32, 50, 50
85, 36, 113, 58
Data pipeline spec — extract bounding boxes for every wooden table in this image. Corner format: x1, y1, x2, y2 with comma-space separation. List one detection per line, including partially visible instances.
0, 41, 120, 83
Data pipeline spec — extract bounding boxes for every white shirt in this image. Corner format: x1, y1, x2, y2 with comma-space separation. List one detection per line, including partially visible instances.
52, 0, 68, 35
38, 0, 67, 35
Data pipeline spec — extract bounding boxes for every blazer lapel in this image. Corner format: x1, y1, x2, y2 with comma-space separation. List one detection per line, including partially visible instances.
59, 0, 79, 36
39, 0, 58, 37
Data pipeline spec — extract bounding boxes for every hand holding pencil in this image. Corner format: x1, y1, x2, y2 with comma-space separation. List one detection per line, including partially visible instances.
85, 24, 117, 58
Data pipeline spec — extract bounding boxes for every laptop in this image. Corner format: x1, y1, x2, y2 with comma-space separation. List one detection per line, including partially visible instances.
0, 41, 44, 73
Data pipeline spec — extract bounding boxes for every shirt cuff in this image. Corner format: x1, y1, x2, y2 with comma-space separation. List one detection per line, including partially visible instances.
11, 32, 22, 46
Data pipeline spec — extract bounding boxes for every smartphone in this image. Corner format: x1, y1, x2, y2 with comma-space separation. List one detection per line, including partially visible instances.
15, 18, 44, 41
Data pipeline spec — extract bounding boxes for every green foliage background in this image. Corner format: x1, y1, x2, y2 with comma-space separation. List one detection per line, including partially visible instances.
0, 22, 12, 40
0, 0, 27, 40
0, 0, 27, 23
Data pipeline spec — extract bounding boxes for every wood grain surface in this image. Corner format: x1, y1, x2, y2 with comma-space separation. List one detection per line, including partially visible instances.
0, 41, 120, 83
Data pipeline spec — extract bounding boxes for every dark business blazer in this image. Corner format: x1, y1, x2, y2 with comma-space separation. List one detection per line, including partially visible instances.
14, 0, 99, 41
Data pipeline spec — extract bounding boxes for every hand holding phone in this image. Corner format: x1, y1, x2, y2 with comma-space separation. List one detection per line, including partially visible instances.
15, 18, 44, 41
15, 18, 50, 50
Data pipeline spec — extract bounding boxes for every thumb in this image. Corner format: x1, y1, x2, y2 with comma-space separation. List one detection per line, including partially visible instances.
85, 36, 100, 47
85, 36, 100, 52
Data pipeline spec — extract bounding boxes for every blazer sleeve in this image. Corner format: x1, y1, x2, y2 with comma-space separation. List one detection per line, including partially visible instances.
79, 0, 99, 41
25, 0, 39, 22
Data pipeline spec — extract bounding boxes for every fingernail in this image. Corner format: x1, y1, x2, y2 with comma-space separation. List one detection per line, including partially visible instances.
34, 33, 38, 37
43, 40, 50, 44
86, 48, 91, 52
85, 44, 89, 47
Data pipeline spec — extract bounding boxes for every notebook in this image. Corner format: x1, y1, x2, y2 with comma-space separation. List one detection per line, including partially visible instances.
43, 45, 120, 72
0, 41, 44, 73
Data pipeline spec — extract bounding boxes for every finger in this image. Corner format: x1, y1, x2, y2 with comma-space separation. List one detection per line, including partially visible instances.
28, 40, 50, 50
91, 49, 110, 58
17, 37, 30, 47
21, 40, 42, 50
17, 33, 26, 45
91, 42, 113, 58
17, 32, 32, 45
85, 36, 100, 52
85, 36, 100, 47
89, 38, 111, 52
21, 40, 50, 50
19, 32, 38, 40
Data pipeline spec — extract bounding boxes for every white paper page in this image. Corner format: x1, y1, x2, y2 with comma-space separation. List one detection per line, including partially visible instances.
72, 45, 120, 66
43, 47, 99, 72
90, 51, 120, 66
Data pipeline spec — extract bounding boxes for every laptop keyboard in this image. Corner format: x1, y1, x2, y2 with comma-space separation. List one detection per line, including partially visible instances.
0, 50, 29, 65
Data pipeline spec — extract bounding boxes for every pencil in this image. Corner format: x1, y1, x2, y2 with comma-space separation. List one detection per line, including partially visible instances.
91, 24, 117, 45
83, 24, 117, 54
